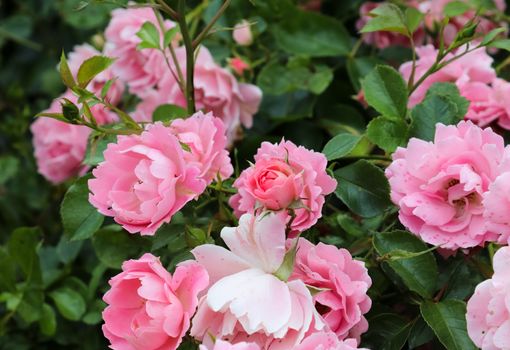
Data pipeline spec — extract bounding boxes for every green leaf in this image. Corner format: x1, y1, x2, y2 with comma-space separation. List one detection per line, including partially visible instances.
363, 313, 413, 350
93, 225, 151, 269
61, 176, 104, 241
56, 236, 83, 264
83, 132, 117, 166
420, 300, 477, 350
39, 303, 57, 336
366, 116, 409, 153
410, 94, 459, 141
405, 7, 424, 34
153, 104, 188, 122
136, 21, 160, 50
361, 65, 408, 120
101, 78, 116, 100
60, 98, 80, 122
0, 248, 16, 292
481, 27, 506, 45
0, 155, 19, 185
347, 56, 383, 91
163, 27, 179, 48
488, 38, 510, 51
59, 51, 76, 88
49, 287, 86, 321
308, 65, 334, 94
272, 10, 351, 57
322, 134, 361, 161
443, 1, 471, 16
77, 55, 115, 88
360, 3, 408, 35
373, 230, 438, 298
334, 160, 392, 217
408, 317, 435, 349
7, 227, 42, 279
426, 82, 469, 119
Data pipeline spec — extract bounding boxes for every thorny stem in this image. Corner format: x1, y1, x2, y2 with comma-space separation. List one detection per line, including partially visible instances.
177, 0, 196, 114
192, 0, 232, 49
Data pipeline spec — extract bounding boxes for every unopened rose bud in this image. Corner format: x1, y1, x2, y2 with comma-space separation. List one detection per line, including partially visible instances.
233, 20, 253, 46
228, 57, 250, 76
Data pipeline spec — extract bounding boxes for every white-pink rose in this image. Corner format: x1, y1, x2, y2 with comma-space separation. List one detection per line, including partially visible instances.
233, 20, 253, 46
295, 332, 369, 350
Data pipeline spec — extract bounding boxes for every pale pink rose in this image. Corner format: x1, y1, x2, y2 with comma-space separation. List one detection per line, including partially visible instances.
229, 140, 337, 234
158, 46, 262, 142
31, 91, 118, 184
229, 57, 250, 76
290, 239, 372, 342
295, 332, 369, 350
483, 169, 510, 245
67, 43, 125, 104
233, 20, 253, 46
399, 45, 496, 107
104, 5, 175, 96
385, 120, 504, 250
199, 339, 261, 350
356, 2, 424, 49
170, 111, 233, 183
488, 78, 510, 130
88, 122, 207, 235
102, 253, 209, 350
467, 246, 510, 350
463, 82, 505, 128
190, 213, 323, 349
131, 89, 168, 123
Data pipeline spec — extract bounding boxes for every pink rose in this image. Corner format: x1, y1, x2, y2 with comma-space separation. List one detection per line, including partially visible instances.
199, 339, 261, 350
290, 239, 372, 342
102, 253, 209, 350
385, 121, 504, 250
31, 91, 117, 184
229, 57, 250, 76
483, 169, 510, 245
356, 2, 424, 49
104, 5, 175, 96
295, 332, 369, 350
190, 213, 323, 349
88, 122, 207, 235
233, 20, 253, 46
158, 46, 262, 143
467, 246, 510, 350
67, 43, 125, 105
399, 45, 496, 107
170, 111, 233, 183
229, 140, 337, 234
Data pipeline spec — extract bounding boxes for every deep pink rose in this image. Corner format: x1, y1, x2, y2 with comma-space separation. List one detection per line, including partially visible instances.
190, 213, 323, 349
295, 332, 369, 350
356, 2, 424, 49
102, 253, 209, 350
290, 239, 372, 342
399, 45, 496, 107
88, 122, 207, 235
385, 121, 504, 250
229, 140, 337, 233
158, 46, 262, 142
67, 43, 125, 105
233, 20, 253, 46
229, 57, 250, 76
104, 5, 175, 96
467, 246, 510, 350
199, 339, 261, 350
31, 91, 117, 184
170, 111, 233, 184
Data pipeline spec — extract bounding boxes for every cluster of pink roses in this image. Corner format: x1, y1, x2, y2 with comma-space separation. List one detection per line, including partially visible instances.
357, 0, 506, 49
399, 45, 510, 130
31, 5, 261, 184
102, 213, 371, 350
386, 120, 510, 251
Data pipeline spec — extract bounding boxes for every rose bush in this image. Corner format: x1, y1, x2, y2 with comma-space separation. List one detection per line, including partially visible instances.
4, 0, 510, 350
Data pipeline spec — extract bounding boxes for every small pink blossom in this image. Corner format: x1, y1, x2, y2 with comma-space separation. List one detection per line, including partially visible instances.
290, 238, 372, 342
467, 246, 510, 350
229, 140, 337, 234
158, 46, 262, 143
170, 111, 233, 183
67, 43, 125, 104
385, 121, 505, 250
399, 45, 496, 107
102, 253, 209, 350
104, 5, 175, 96
88, 122, 207, 235
295, 332, 369, 350
233, 20, 253, 46
199, 339, 261, 350
190, 213, 323, 349
229, 57, 250, 76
